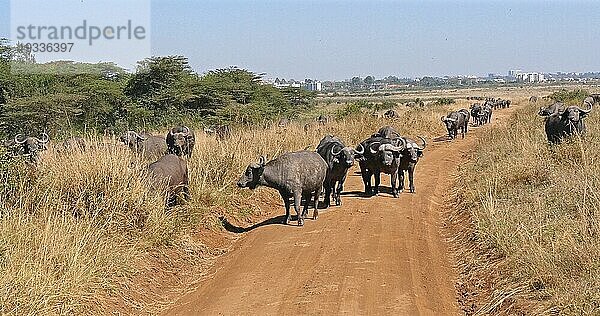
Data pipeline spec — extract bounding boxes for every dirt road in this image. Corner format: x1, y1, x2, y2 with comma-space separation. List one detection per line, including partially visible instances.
165, 108, 515, 316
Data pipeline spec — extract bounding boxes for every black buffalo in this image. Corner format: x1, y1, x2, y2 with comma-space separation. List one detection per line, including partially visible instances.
167, 126, 195, 159
120, 131, 167, 159
5, 133, 50, 162
316, 135, 364, 207
374, 125, 401, 139
441, 110, 468, 139
398, 136, 426, 194
384, 109, 400, 119
148, 154, 190, 207
237, 151, 327, 226
358, 136, 406, 197
544, 97, 593, 144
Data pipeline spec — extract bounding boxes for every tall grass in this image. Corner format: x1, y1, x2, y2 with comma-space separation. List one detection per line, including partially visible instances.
451, 101, 600, 315
0, 103, 454, 314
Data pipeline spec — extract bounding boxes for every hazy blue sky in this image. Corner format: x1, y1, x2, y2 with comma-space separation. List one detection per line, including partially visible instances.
1, 0, 600, 80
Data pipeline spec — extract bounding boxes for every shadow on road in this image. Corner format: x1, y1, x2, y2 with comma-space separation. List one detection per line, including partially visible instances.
432, 135, 450, 143
220, 215, 289, 233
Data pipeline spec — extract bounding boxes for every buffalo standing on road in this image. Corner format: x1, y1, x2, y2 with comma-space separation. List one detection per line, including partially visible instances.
543, 97, 594, 144
147, 154, 190, 207
316, 135, 365, 207
167, 126, 195, 159
480, 104, 493, 125
441, 110, 469, 139
237, 151, 327, 226
120, 131, 167, 160
358, 136, 406, 197
398, 136, 426, 194
470, 103, 483, 126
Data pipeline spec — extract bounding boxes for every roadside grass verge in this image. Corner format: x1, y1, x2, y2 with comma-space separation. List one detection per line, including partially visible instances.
450, 101, 600, 315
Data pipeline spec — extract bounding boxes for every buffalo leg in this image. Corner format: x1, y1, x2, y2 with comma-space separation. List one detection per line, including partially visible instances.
373, 172, 381, 196
281, 191, 292, 225
391, 171, 399, 198
399, 169, 405, 191
360, 163, 372, 195
294, 191, 304, 226
323, 179, 332, 208
408, 164, 416, 193
302, 193, 311, 218
336, 175, 347, 206
313, 186, 322, 220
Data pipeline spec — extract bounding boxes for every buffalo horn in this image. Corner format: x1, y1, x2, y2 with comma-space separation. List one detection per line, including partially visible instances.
369, 142, 381, 154
14, 134, 27, 145
417, 136, 427, 150
331, 145, 342, 156
354, 143, 365, 155
40, 133, 50, 144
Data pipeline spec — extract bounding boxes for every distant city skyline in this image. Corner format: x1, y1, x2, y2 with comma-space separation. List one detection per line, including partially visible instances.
1, 0, 600, 80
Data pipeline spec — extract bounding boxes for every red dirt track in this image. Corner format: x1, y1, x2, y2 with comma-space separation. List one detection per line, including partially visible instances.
164, 108, 516, 316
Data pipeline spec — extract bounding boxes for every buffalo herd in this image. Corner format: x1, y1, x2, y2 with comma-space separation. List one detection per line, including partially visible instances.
3, 93, 599, 226
238, 125, 427, 226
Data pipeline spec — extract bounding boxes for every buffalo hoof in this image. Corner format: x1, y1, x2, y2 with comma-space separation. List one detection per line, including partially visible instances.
393, 192, 399, 198
313, 210, 319, 220
298, 218, 305, 226
284, 216, 292, 225
335, 197, 341, 206
410, 188, 416, 194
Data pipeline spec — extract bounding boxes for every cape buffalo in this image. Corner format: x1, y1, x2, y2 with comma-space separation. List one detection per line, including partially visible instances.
316, 135, 365, 207
316, 115, 330, 125
374, 125, 401, 139
544, 98, 593, 144
120, 131, 167, 160
470, 103, 483, 126
358, 136, 406, 197
147, 154, 189, 207
398, 136, 426, 193
441, 110, 469, 139
166, 126, 195, 158
6, 133, 50, 162
384, 109, 400, 119
237, 151, 327, 226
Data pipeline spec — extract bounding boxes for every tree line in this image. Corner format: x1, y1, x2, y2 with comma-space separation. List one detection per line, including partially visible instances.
0, 39, 315, 139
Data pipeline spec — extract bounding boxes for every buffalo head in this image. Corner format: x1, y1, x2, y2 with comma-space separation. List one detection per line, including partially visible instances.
167, 126, 194, 156
368, 138, 406, 166
10, 133, 50, 161
562, 102, 592, 124
119, 131, 145, 149
404, 136, 427, 163
441, 116, 457, 130
331, 143, 365, 167
237, 156, 266, 190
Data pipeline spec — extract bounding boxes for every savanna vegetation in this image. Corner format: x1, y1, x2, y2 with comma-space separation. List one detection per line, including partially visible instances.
0, 38, 463, 314
0, 39, 316, 139
451, 90, 600, 315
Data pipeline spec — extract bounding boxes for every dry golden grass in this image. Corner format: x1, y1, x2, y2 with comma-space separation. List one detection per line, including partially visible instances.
0, 103, 454, 315
451, 100, 600, 315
